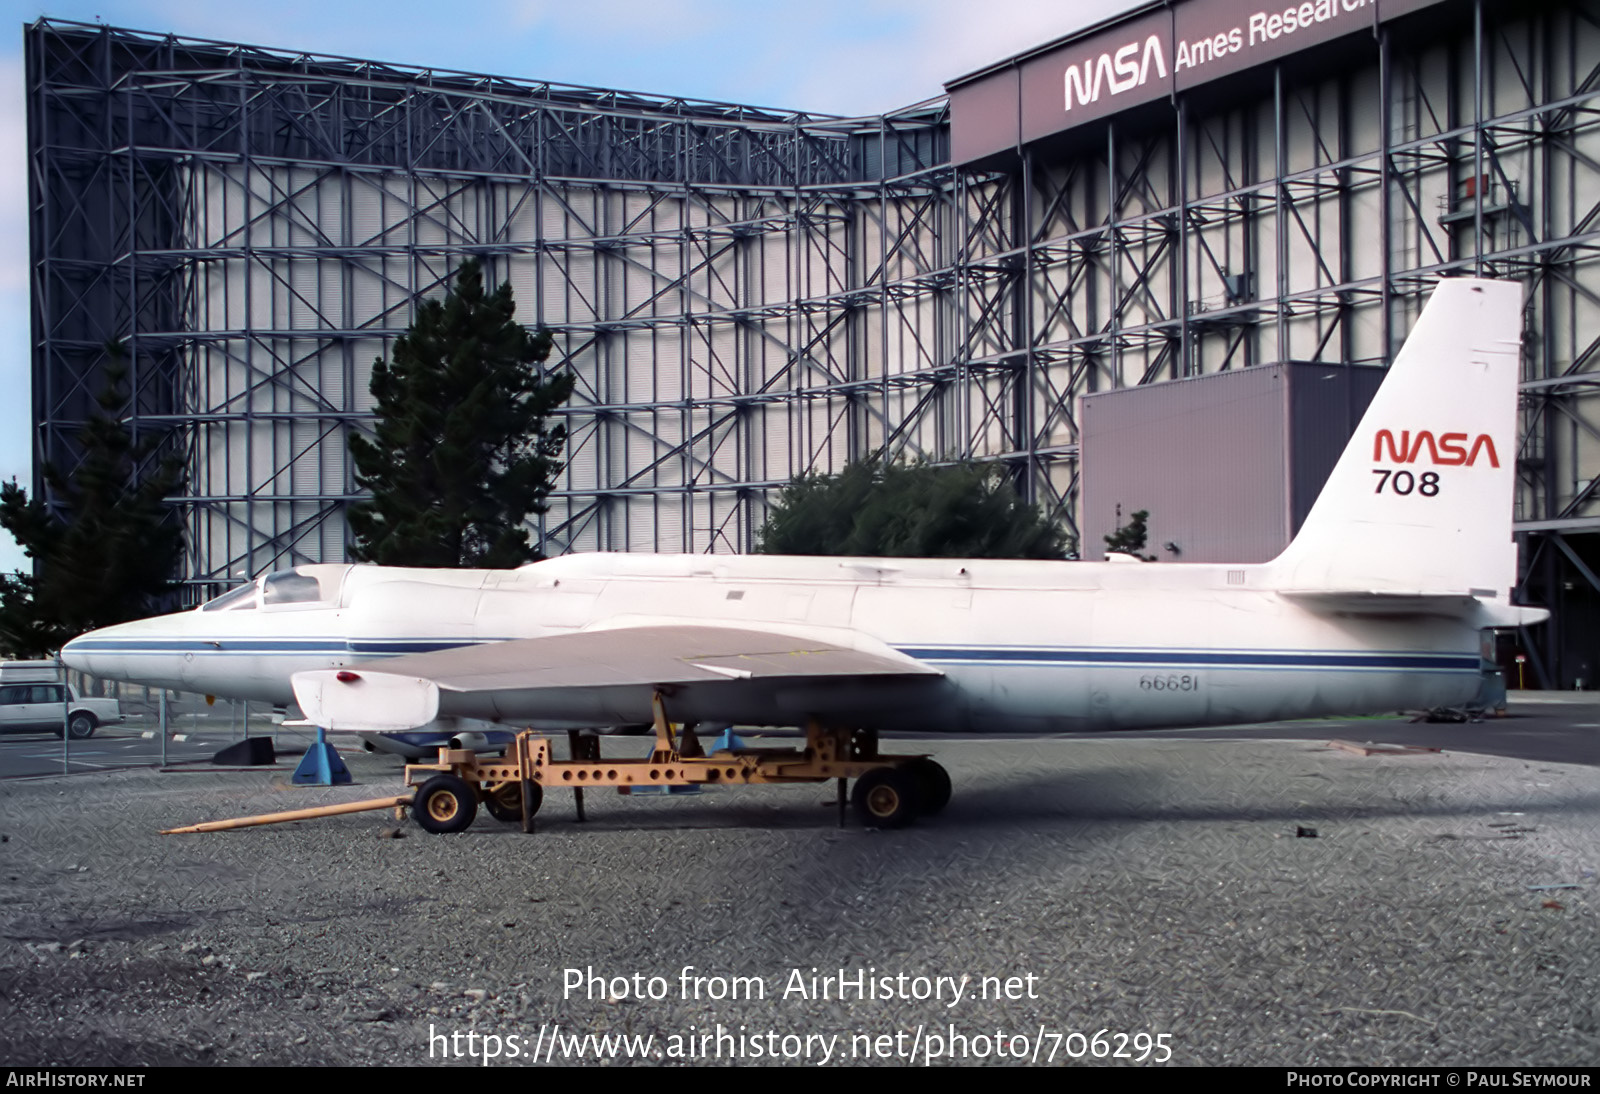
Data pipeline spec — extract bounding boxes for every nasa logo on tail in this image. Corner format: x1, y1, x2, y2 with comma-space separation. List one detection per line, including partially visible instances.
1372, 430, 1500, 468
1368, 428, 1501, 497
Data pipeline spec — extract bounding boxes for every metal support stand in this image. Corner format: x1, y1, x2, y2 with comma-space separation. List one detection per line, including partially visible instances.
159, 690, 168, 767
649, 691, 677, 762
568, 729, 600, 821
519, 736, 535, 834
837, 777, 847, 828
630, 692, 702, 796
292, 726, 352, 785
58, 657, 68, 776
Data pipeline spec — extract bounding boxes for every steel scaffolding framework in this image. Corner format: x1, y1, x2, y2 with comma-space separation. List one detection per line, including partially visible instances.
26, 2, 1600, 685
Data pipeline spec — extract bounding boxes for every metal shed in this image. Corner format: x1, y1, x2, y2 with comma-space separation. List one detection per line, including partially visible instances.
1080, 363, 1384, 563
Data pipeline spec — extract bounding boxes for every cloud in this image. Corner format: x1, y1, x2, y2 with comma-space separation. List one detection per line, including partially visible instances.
493, 0, 1134, 113
507, 0, 723, 41
770, 0, 1133, 115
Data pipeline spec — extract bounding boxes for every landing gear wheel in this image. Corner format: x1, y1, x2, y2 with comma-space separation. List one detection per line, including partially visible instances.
908, 758, 951, 815
66, 713, 97, 740
851, 767, 921, 829
484, 780, 542, 823
414, 775, 478, 834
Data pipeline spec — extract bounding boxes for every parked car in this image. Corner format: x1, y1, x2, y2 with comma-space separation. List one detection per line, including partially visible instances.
0, 661, 62, 685
0, 681, 123, 739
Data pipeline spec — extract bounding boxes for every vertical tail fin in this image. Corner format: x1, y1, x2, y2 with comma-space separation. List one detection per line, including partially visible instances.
1269, 278, 1523, 597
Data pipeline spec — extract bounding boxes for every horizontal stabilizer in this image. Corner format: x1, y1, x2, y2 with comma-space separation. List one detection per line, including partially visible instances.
1281, 590, 1550, 626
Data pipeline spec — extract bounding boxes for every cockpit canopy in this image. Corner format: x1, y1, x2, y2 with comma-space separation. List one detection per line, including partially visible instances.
261, 571, 325, 605
200, 564, 352, 612
200, 583, 257, 612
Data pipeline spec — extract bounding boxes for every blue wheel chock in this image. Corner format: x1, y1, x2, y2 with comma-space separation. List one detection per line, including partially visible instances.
708, 728, 751, 753
292, 726, 352, 785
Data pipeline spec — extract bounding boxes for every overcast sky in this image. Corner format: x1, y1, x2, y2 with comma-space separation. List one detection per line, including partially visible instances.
0, 0, 1134, 573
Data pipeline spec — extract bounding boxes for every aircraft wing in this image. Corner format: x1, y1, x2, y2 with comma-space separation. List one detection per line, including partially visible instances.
291, 624, 943, 732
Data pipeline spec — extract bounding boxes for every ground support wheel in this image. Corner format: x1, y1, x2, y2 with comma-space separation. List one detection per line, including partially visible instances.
907, 758, 951, 815
850, 766, 922, 829
66, 713, 97, 740
484, 780, 541, 823
414, 775, 479, 834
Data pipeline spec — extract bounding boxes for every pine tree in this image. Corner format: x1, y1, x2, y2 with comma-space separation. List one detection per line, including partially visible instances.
1103, 506, 1155, 560
756, 457, 1070, 559
347, 259, 576, 568
0, 355, 186, 657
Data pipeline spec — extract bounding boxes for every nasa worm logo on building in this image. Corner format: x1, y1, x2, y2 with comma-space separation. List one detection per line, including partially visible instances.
1061, 0, 1378, 114
946, 0, 1427, 165
1062, 34, 1168, 112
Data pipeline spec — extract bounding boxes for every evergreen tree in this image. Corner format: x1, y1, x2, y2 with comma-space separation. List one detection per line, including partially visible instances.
348, 259, 575, 568
0, 355, 186, 658
757, 457, 1070, 559
1103, 506, 1155, 560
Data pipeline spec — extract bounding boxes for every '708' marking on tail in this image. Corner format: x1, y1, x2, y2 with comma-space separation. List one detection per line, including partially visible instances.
1372, 469, 1441, 496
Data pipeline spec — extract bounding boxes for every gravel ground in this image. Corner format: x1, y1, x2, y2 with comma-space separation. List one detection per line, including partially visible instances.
0, 736, 1595, 1067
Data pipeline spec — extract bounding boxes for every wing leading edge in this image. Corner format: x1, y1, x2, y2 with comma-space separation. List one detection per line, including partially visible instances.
291, 624, 942, 732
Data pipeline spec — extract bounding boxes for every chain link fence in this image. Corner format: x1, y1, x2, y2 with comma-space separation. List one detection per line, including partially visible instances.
0, 664, 326, 777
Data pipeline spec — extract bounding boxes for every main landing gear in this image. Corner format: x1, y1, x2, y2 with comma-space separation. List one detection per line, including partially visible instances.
400, 692, 952, 834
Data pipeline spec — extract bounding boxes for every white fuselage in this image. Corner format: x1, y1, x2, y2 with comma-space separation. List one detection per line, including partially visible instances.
60, 279, 1532, 740
63, 552, 1487, 735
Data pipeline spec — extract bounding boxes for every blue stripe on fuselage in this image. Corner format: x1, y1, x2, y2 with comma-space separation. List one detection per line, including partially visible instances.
63, 638, 502, 655
897, 647, 1480, 671
66, 637, 1481, 672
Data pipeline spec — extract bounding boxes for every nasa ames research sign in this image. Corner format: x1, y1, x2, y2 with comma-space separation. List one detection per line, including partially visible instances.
947, 0, 1444, 164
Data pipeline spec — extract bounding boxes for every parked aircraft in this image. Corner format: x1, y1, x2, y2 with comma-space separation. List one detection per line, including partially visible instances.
63, 278, 1544, 788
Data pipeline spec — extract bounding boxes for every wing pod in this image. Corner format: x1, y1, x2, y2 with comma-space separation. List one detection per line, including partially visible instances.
293, 669, 440, 731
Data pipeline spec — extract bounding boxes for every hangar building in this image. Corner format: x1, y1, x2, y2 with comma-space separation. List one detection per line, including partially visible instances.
25, 0, 1600, 686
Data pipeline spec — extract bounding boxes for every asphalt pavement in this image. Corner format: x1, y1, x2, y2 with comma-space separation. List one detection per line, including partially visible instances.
3, 692, 1593, 780
0, 727, 1592, 1067
1093, 691, 1600, 768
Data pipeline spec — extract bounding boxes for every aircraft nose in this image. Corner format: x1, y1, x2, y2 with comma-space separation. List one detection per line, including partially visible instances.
59, 613, 203, 693
60, 620, 143, 678
61, 626, 106, 675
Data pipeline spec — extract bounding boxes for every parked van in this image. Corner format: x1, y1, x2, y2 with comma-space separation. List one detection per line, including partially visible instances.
0, 661, 63, 684
0, 663, 123, 738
